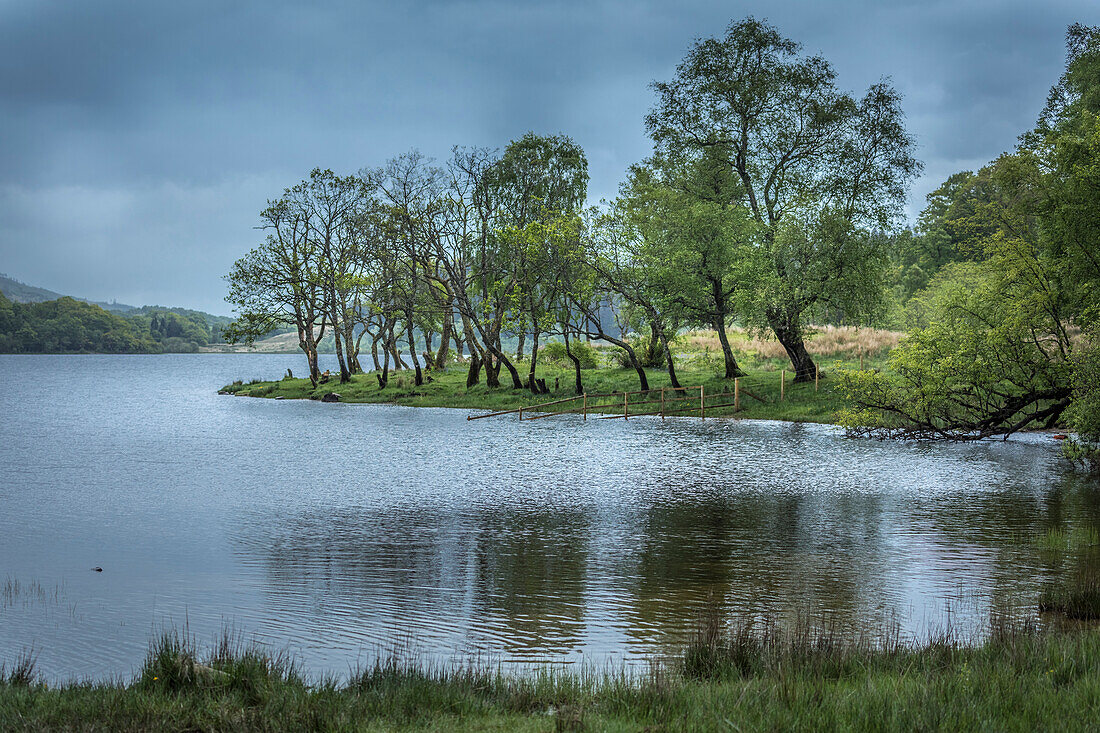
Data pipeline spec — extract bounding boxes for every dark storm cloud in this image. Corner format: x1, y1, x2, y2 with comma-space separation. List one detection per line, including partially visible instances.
0, 0, 1096, 313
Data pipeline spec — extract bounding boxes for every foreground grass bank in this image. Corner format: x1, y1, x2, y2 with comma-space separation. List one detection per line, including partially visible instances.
221, 328, 897, 424
4, 623, 1100, 731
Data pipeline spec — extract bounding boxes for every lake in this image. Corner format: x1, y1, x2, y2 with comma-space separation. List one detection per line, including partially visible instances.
0, 353, 1095, 682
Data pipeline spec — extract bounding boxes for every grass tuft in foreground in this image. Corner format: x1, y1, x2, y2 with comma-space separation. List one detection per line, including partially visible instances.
1, 650, 38, 688
5, 617, 1100, 731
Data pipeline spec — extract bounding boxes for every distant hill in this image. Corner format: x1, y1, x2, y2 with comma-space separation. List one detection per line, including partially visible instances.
0, 274, 238, 353
0, 274, 66, 304
0, 272, 139, 313
0, 273, 228, 321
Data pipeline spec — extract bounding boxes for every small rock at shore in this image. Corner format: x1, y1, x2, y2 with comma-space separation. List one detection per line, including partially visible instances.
321, 392, 341, 403
92, 567, 102, 572
1052, 434, 1068, 440
274, 395, 286, 400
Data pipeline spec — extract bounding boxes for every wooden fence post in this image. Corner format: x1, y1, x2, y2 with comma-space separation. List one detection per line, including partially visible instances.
623, 391, 628, 420
859, 350, 864, 371
660, 387, 666, 420
815, 363, 819, 392
734, 377, 740, 412
519, 406, 523, 420
583, 393, 587, 420
781, 370, 785, 402
700, 385, 705, 420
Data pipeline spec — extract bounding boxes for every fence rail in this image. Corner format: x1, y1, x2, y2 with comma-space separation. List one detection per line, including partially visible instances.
466, 380, 766, 422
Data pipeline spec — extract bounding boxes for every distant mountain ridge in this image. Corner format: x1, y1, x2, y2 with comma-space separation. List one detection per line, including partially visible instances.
0, 273, 226, 320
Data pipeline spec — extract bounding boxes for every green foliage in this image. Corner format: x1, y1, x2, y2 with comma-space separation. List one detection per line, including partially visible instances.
885, 171, 995, 304
0, 296, 160, 353
539, 340, 597, 369
1066, 336, 1100, 466
643, 17, 920, 376
843, 25, 1100, 442
489, 132, 588, 225
619, 155, 757, 332
746, 207, 893, 330
0, 289, 226, 354
838, 259, 1073, 439
902, 261, 989, 330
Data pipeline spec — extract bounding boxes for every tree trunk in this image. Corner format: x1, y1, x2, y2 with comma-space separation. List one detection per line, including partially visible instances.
581, 318, 649, 391
303, 344, 320, 388
527, 331, 540, 394
646, 322, 661, 366
387, 324, 407, 370
625, 344, 649, 392
327, 293, 350, 384
768, 310, 816, 382
405, 316, 423, 386
342, 316, 359, 376
350, 323, 367, 376
389, 343, 407, 371
333, 335, 350, 383
485, 353, 501, 388
611, 338, 649, 391
495, 346, 524, 389
370, 332, 385, 387
515, 331, 525, 363
466, 350, 482, 388
657, 324, 681, 389
710, 276, 744, 379
297, 322, 320, 387
434, 310, 453, 369
378, 341, 390, 388
564, 331, 584, 395
464, 330, 482, 387
714, 324, 744, 379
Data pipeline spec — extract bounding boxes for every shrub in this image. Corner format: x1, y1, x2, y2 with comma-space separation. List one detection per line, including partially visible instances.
541, 341, 598, 369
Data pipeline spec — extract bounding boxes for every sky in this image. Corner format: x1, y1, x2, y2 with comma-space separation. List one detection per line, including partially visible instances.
1, 0, 1097, 315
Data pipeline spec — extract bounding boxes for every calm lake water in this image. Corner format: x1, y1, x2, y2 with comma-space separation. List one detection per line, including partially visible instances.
1, 353, 1097, 682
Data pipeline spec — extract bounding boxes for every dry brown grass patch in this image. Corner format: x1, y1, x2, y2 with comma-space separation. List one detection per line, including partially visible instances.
680, 326, 903, 359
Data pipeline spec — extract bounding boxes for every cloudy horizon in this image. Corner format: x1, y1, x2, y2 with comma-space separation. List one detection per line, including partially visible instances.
2, 0, 1096, 315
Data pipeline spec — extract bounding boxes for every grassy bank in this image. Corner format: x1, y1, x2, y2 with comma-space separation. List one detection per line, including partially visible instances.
5, 621, 1100, 731
220, 327, 898, 424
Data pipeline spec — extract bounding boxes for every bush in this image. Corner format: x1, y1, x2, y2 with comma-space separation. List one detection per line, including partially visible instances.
540, 341, 597, 369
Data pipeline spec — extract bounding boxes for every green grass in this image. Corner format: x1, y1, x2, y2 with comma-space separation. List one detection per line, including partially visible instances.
5, 620, 1100, 731
220, 346, 889, 425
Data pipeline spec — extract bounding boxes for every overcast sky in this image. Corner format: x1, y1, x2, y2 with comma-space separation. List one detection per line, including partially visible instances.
1, 0, 1096, 315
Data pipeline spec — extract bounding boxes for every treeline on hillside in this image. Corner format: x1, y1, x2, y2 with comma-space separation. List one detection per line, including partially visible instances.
225, 17, 919, 396
128, 306, 235, 346
0, 293, 230, 353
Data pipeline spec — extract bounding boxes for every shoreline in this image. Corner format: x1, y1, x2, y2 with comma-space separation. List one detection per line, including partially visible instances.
217, 364, 1076, 442
4, 622, 1100, 730
217, 363, 856, 425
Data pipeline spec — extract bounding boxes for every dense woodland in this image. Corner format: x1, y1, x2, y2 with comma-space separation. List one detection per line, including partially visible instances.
0, 292, 229, 353
223, 19, 1098, 459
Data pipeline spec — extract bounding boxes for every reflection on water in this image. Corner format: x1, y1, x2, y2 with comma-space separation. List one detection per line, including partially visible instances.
1, 354, 1098, 681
